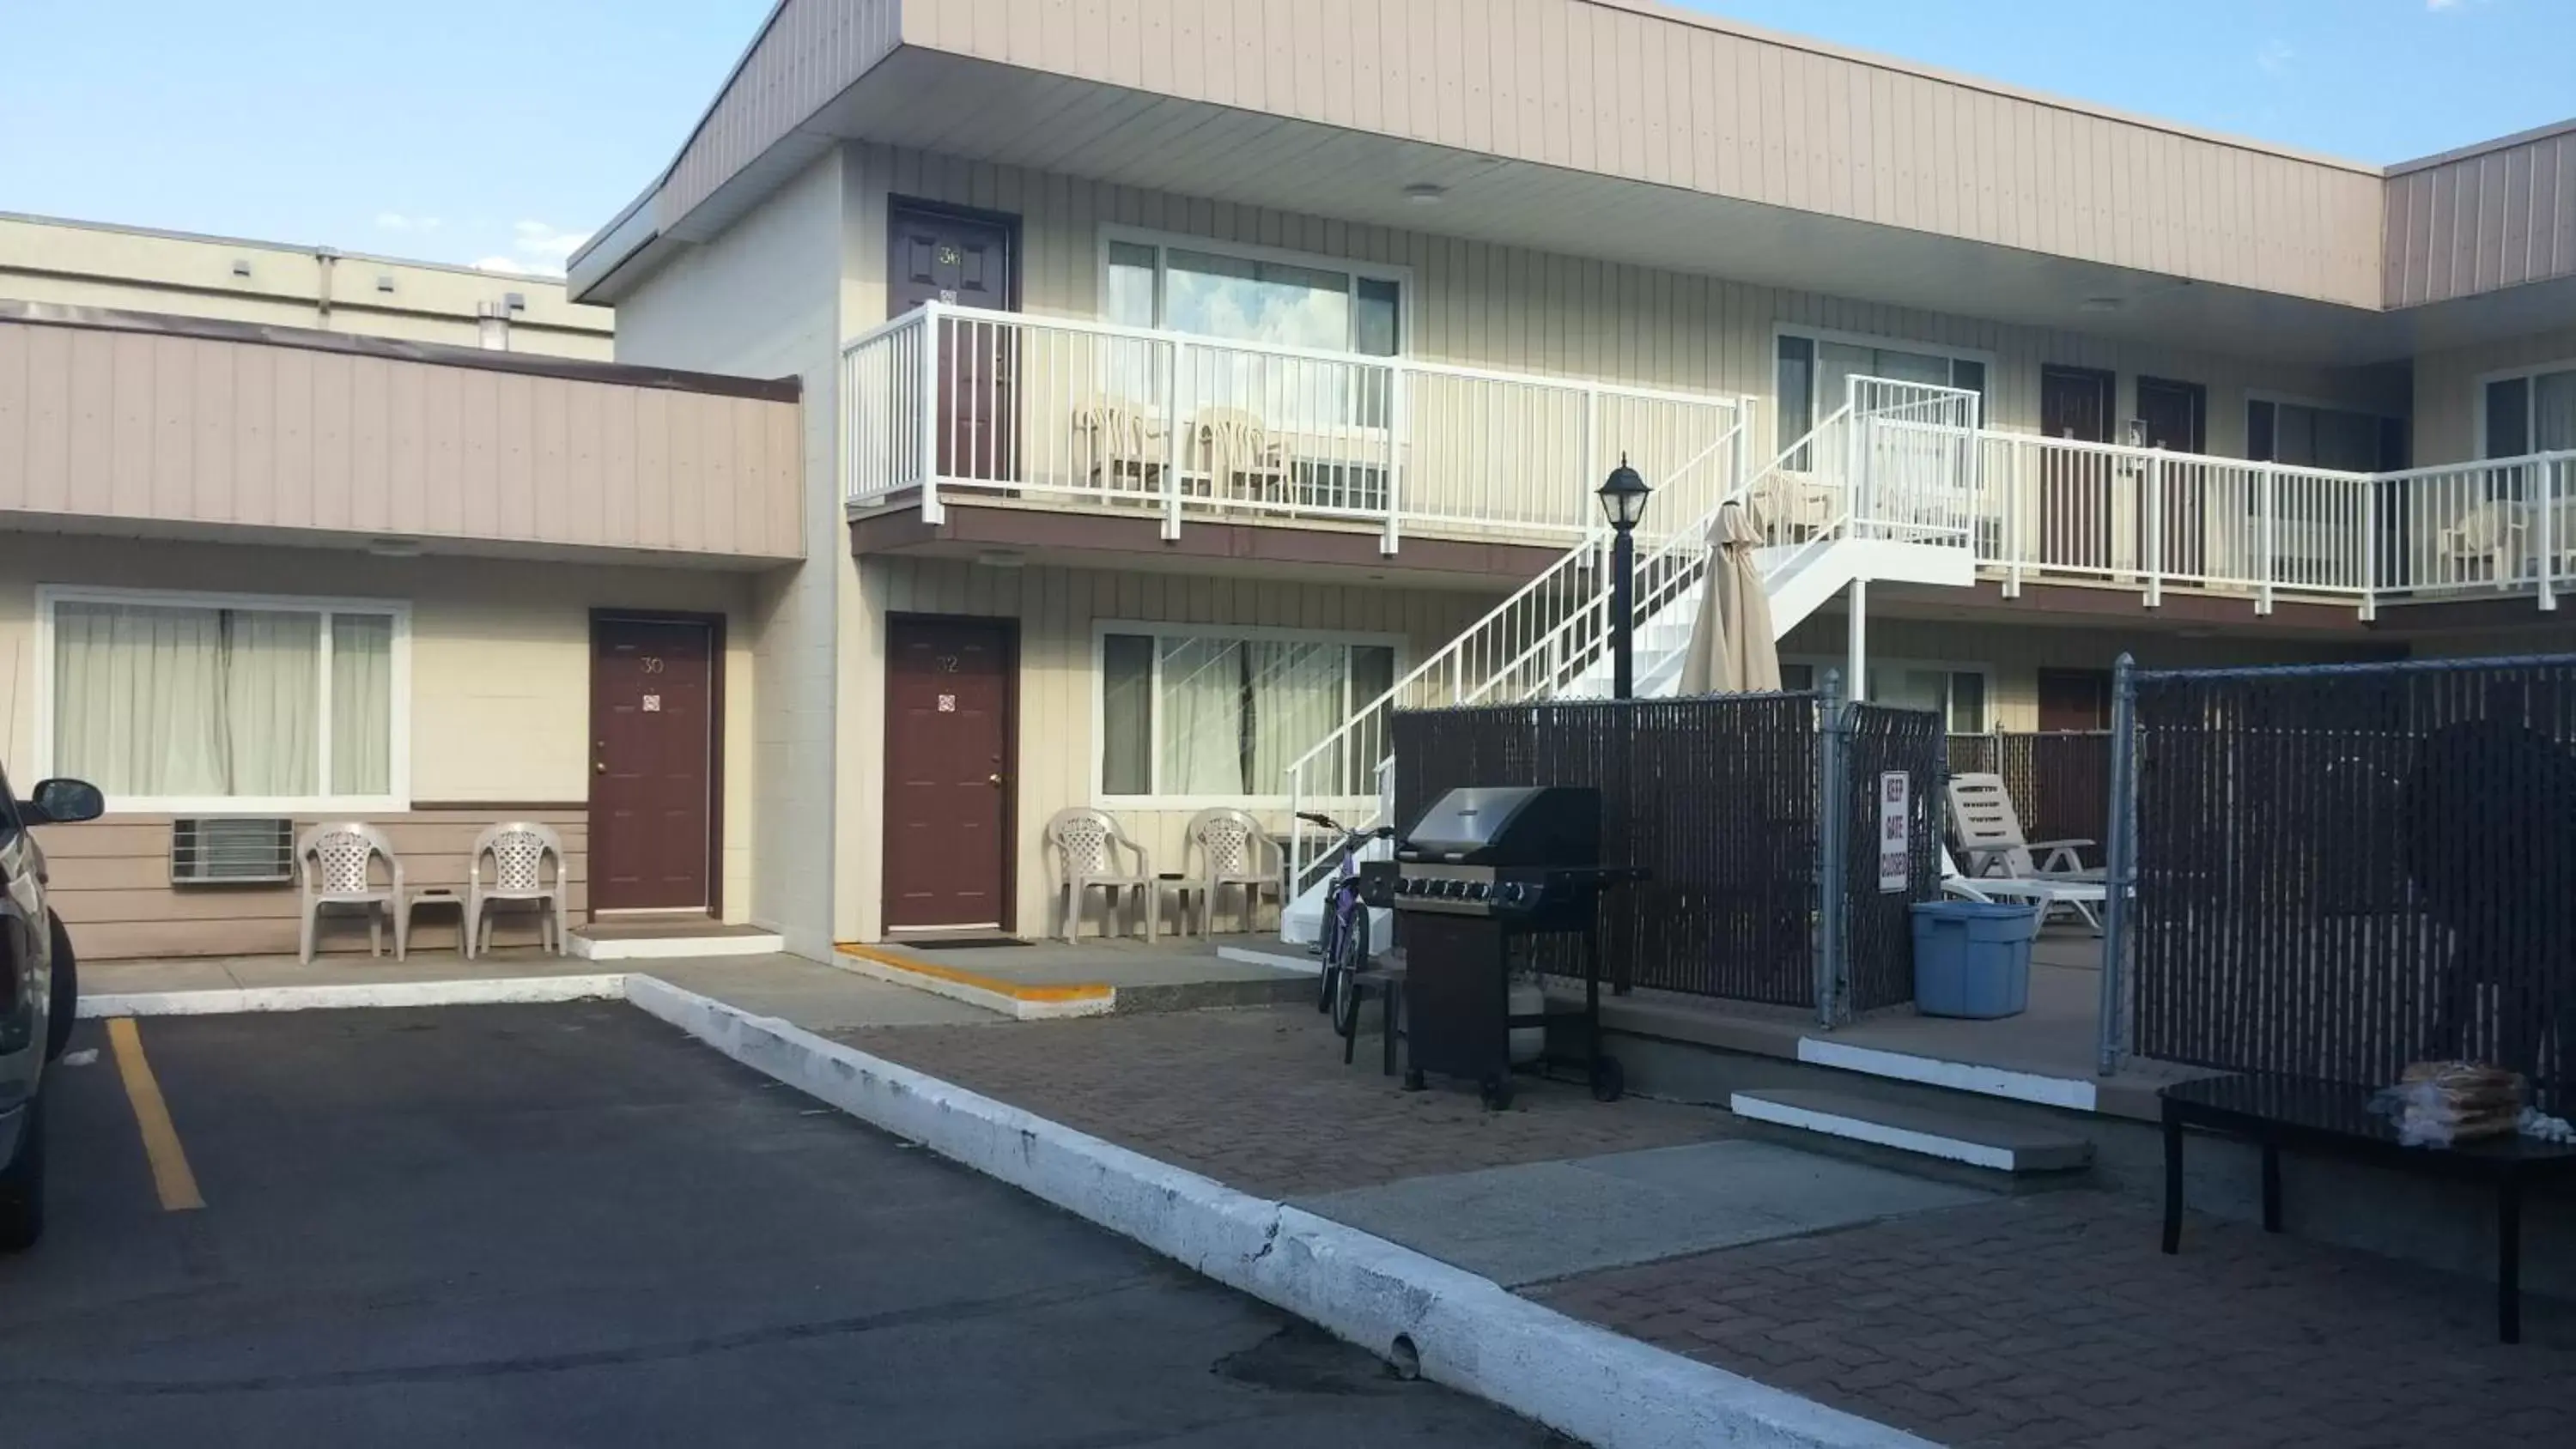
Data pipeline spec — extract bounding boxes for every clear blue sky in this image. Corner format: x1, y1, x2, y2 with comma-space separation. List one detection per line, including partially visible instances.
0, 1, 2566, 276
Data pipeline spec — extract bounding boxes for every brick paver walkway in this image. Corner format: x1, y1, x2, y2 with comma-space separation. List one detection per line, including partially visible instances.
1532, 1190, 2576, 1449
846, 1003, 2575, 1446
839, 1004, 1731, 1197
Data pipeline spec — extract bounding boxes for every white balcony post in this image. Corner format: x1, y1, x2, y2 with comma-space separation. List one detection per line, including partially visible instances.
1736, 395, 1760, 495
1582, 385, 1603, 498
1382, 362, 1404, 556
1160, 336, 1184, 542
1844, 382, 1866, 541
2359, 471, 2379, 621
2142, 453, 2163, 609
2257, 465, 2277, 615
916, 302, 944, 525
2004, 438, 2025, 597
2540, 458, 2558, 613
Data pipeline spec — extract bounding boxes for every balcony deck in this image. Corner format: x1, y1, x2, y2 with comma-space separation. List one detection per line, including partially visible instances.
844, 306, 2574, 618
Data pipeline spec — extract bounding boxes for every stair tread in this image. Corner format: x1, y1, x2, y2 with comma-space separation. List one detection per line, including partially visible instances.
1730, 1087, 2093, 1172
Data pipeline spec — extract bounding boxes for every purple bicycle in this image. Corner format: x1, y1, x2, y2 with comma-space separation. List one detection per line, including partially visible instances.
1297, 810, 1392, 1040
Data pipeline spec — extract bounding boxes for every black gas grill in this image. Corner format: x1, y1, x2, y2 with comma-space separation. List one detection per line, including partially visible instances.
1361, 785, 1644, 1108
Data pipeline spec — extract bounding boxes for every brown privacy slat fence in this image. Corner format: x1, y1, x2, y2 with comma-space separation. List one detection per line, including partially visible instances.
1390, 694, 1944, 1015
1947, 731, 2112, 850
1846, 706, 1947, 1013
2125, 655, 2576, 1110
1394, 695, 1821, 1006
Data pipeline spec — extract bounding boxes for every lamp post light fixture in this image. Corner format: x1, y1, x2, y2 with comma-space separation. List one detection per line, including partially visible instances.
1597, 456, 1653, 700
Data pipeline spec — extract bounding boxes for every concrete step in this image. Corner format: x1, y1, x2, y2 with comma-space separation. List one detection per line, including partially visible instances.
1728, 1087, 2093, 1174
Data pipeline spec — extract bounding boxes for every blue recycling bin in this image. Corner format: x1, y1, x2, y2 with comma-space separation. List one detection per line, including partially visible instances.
1909, 900, 2042, 1018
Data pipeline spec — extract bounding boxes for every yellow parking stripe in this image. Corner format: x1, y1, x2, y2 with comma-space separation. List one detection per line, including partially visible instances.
106, 1018, 204, 1212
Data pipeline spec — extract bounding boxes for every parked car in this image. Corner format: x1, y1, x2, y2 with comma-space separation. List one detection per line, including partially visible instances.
0, 769, 105, 1252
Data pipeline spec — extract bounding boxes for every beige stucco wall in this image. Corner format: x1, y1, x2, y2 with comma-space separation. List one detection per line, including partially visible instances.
847, 142, 2403, 475
2412, 323, 2576, 467
0, 531, 757, 920
614, 153, 850, 956
0, 215, 614, 358
841, 554, 1499, 942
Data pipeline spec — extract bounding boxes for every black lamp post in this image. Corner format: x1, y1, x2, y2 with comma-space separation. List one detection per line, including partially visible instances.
1597, 456, 1653, 700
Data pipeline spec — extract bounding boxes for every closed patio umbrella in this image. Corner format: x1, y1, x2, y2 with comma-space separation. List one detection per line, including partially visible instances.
1678, 501, 1782, 694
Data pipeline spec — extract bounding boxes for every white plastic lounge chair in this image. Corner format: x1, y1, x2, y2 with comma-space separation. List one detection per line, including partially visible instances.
1941, 846, 2104, 933
1946, 773, 2098, 880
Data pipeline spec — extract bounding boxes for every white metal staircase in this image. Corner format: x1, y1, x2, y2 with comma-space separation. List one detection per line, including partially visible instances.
1279, 376, 1983, 944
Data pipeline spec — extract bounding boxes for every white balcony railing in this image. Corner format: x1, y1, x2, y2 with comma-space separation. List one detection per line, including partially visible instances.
1946, 433, 2576, 615
841, 301, 1756, 554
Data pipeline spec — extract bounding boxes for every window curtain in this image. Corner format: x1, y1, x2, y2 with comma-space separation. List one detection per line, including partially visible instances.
2537, 370, 2576, 453
1157, 637, 1246, 796
1244, 641, 1345, 797
330, 614, 394, 795
53, 602, 317, 797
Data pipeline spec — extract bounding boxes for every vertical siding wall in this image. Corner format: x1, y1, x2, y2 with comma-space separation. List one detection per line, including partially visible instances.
2412, 323, 2576, 466
847, 143, 2401, 470
845, 555, 1497, 942
888, 0, 2385, 308
0, 317, 801, 561
0, 532, 760, 955
2385, 124, 2576, 307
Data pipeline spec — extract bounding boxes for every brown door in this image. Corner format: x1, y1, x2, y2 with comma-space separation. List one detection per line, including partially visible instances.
2040, 366, 2117, 574
889, 203, 1018, 482
591, 616, 718, 912
2136, 377, 2208, 580
884, 617, 1015, 931
2038, 668, 2114, 732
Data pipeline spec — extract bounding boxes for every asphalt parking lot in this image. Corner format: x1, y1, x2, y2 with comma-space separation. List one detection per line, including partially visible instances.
0, 1003, 1560, 1447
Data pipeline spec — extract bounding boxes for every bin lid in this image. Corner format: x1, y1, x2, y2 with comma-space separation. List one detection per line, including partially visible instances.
1911, 900, 2042, 921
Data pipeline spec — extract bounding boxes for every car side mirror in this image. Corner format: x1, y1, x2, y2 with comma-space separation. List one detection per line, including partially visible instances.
25, 778, 105, 826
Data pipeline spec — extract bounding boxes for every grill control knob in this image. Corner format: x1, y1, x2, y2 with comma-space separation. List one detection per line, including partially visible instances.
1499, 882, 1528, 907
1466, 881, 1491, 901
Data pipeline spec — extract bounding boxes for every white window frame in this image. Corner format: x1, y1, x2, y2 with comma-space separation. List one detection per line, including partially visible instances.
1771, 323, 1997, 438
1091, 619, 1406, 809
1783, 653, 1995, 733
34, 585, 414, 815
2472, 357, 2576, 460
1097, 225, 1416, 358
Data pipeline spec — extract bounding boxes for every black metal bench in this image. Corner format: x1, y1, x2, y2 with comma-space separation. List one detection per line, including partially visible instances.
2160, 1071, 2576, 1343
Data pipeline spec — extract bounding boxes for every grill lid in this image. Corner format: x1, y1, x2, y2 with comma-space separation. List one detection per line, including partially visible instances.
1397, 785, 1601, 865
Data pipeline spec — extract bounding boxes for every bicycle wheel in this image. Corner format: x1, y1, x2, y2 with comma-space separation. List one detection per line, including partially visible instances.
1328, 909, 1370, 1039
1315, 907, 1342, 1014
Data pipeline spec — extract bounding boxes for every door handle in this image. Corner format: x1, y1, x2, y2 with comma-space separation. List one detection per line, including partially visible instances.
988, 773, 1004, 786
596, 761, 608, 775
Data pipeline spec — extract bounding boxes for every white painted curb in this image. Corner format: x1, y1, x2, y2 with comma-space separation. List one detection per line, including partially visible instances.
78, 973, 632, 1018
825, 949, 1112, 1021
1796, 1038, 2099, 1113
570, 931, 785, 961
623, 974, 1934, 1449
1732, 1092, 2020, 1172
1215, 943, 1322, 977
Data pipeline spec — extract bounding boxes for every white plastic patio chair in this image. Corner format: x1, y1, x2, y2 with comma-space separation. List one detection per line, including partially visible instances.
469, 821, 570, 957
1044, 806, 1157, 943
1946, 773, 2096, 880
1182, 807, 1281, 937
296, 822, 407, 963
1941, 846, 2104, 933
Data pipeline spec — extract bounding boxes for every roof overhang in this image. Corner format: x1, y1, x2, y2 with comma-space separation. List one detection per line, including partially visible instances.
571, 9, 2574, 366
